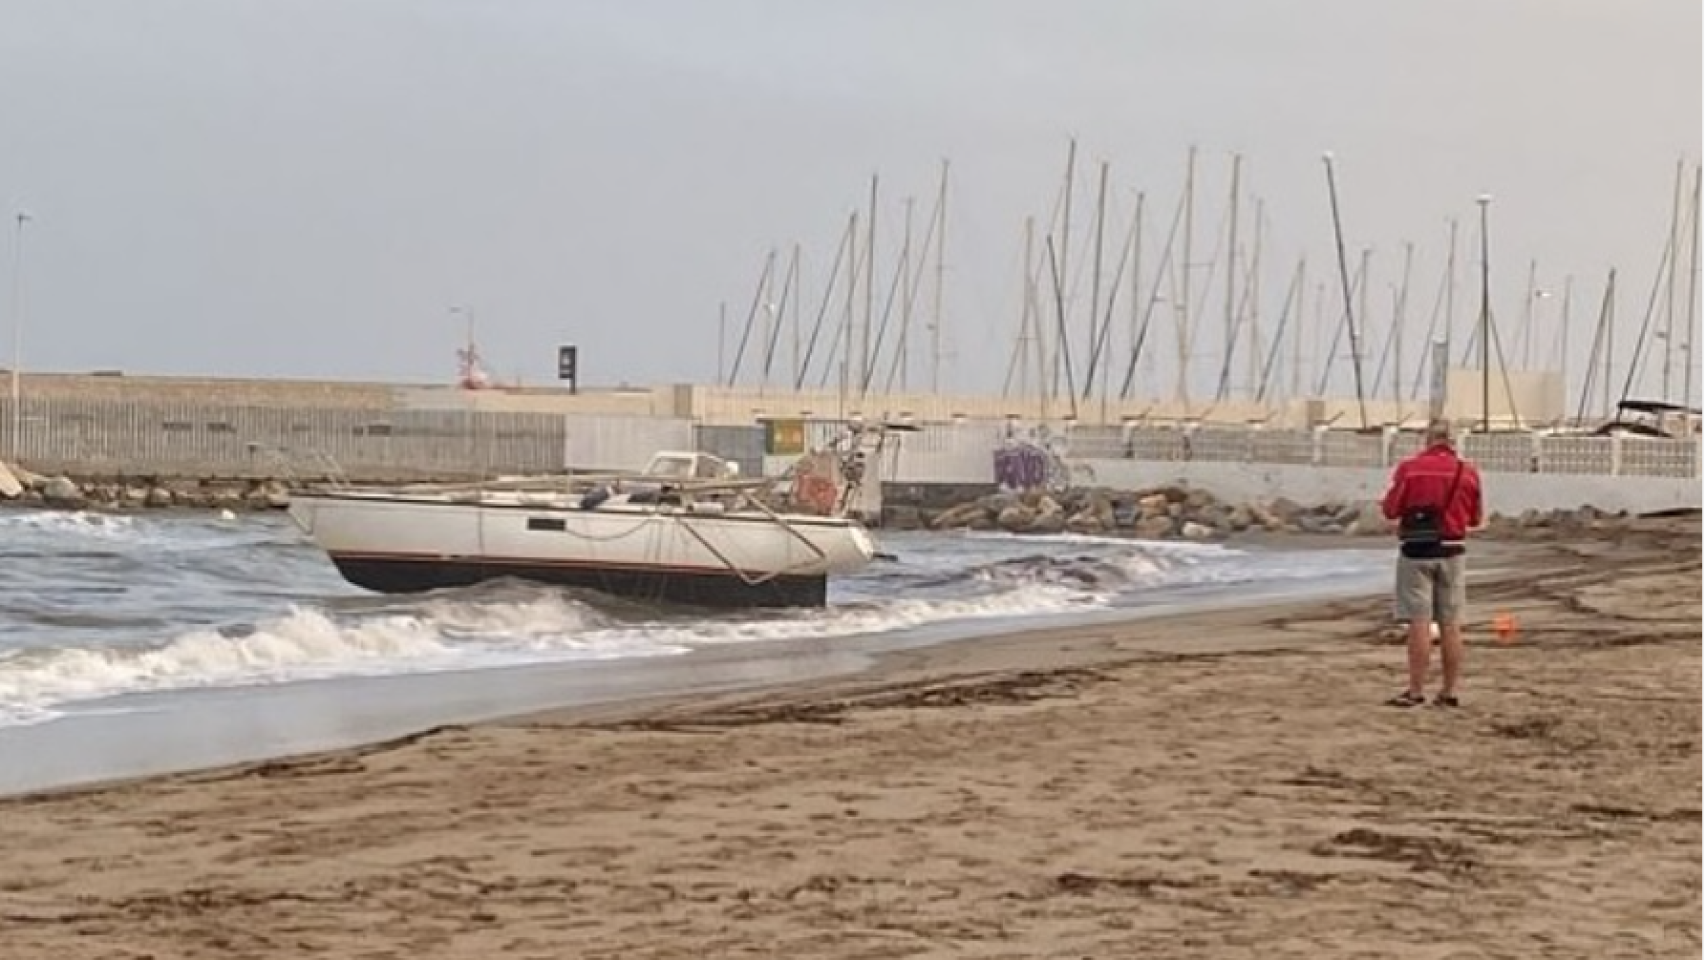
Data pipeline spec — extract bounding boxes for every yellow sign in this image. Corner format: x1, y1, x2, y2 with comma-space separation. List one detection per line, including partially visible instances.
765, 419, 806, 455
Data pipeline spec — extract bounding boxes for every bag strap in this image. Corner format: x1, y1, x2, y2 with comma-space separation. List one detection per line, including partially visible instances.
1440, 458, 1465, 518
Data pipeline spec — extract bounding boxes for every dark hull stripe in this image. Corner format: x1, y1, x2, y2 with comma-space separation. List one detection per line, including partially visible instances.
329, 554, 828, 608
331, 549, 800, 579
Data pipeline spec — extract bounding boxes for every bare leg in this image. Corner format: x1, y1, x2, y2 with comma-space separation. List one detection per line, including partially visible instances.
1405, 619, 1433, 696
1438, 622, 1465, 696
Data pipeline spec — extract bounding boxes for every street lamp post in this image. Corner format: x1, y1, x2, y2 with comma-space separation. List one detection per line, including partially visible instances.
9, 212, 30, 460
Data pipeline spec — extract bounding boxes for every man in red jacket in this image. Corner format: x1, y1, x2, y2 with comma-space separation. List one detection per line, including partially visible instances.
1380, 420, 1484, 707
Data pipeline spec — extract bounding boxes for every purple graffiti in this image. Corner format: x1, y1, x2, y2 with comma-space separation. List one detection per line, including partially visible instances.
994, 443, 1050, 491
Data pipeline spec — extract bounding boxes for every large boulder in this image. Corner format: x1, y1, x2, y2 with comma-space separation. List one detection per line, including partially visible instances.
1135, 492, 1169, 519
1180, 520, 1217, 540
41, 475, 84, 507
930, 501, 989, 531
1027, 495, 1067, 534
996, 504, 1038, 533
1264, 497, 1305, 526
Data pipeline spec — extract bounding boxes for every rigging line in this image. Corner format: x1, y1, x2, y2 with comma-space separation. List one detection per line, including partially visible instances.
1323, 154, 1369, 428
1407, 254, 1453, 401
1256, 258, 1306, 403
1119, 188, 1188, 400
1046, 235, 1079, 418
1615, 231, 1679, 409
761, 247, 800, 385
816, 215, 867, 390
883, 190, 948, 394
1313, 257, 1367, 397
1573, 270, 1616, 426
1082, 197, 1141, 400
726, 251, 776, 387
796, 215, 853, 391
1001, 219, 1038, 397
861, 221, 913, 394
1213, 228, 1267, 401
1176, 196, 1233, 396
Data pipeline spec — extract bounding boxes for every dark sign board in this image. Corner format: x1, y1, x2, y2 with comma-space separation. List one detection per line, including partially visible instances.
558, 345, 578, 393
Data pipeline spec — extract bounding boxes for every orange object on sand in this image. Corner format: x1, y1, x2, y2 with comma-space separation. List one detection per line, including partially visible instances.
1491, 612, 1519, 643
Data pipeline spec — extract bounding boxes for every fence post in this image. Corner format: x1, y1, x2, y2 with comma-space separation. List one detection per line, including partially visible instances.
1610, 434, 1623, 477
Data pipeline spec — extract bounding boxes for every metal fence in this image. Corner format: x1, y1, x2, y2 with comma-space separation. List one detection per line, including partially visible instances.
2, 397, 1697, 485
0, 398, 568, 481
1051, 424, 1700, 479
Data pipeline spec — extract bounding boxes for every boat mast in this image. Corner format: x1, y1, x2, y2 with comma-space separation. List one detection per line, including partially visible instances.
790, 243, 803, 387
1520, 259, 1539, 371
1290, 258, 1308, 402
1087, 160, 1109, 405
1555, 274, 1574, 419
835, 211, 861, 408
1615, 229, 1680, 415
931, 158, 949, 394
1661, 158, 1685, 400
1175, 145, 1196, 403
1477, 194, 1492, 432
716, 301, 727, 385
1444, 217, 1457, 368
1256, 256, 1305, 403
726, 250, 775, 388
860, 174, 879, 403
761, 245, 798, 393
1685, 163, 1702, 408
1223, 153, 1241, 402
1086, 190, 1141, 405
1120, 186, 1184, 401
1574, 268, 1615, 426
1247, 198, 1265, 400
1002, 216, 1037, 399
1046, 235, 1079, 419
799, 212, 853, 391
1053, 139, 1077, 405
1323, 152, 1369, 429
1394, 241, 1414, 420
1127, 190, 1144, 405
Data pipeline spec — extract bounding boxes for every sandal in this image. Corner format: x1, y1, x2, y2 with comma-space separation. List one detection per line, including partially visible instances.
1433, 693, 1461, 708
1386, 691, 1427, 708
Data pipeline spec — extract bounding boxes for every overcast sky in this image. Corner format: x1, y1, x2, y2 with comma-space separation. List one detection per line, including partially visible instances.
0, 1, 1699, 405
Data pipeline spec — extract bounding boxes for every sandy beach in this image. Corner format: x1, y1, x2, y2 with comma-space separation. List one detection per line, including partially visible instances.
0, 516, 1698, 959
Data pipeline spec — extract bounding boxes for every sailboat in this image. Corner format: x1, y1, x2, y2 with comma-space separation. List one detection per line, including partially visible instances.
288, 420, 920, 607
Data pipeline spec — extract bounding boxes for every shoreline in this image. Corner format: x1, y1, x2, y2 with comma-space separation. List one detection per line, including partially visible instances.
0, 517, 1697, 958
0, 558, 1394, 799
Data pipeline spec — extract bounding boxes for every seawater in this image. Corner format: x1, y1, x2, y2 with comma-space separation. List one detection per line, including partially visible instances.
0, 506, 1385, 730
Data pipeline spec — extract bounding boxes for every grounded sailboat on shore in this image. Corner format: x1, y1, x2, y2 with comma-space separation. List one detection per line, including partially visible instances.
289, 448, 883, 608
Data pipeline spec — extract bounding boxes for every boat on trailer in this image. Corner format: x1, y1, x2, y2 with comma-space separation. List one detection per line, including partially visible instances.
288, 450, 880, 607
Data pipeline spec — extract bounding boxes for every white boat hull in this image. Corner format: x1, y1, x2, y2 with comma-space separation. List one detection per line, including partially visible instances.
288, 491, 877, 607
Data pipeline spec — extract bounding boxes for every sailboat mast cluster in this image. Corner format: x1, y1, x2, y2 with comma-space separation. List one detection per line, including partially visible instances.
713, 144, 1701, 430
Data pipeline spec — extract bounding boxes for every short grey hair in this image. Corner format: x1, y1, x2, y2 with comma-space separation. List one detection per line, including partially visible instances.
1425, 420, 1454, 445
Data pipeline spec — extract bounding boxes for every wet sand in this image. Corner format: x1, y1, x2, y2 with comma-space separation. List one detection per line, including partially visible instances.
0, 517, 1698, 959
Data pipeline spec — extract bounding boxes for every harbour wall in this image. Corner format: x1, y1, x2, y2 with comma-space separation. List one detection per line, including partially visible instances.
0, 378, 1697, 517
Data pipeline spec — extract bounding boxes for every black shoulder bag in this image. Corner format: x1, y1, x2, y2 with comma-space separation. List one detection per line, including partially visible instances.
1398, 459, 1464, 547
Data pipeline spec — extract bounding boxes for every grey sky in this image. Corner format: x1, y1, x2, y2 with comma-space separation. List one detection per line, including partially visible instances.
0, 1, 1699, 405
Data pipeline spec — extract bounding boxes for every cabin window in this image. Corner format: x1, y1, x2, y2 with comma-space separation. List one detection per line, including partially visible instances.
526, 518, 565, 532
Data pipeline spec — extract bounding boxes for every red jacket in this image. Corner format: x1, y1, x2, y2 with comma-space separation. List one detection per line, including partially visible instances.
1380, 443, 1483, 542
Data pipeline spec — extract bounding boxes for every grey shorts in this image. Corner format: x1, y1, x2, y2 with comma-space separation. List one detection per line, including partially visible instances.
1395, 554, 1467, 625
